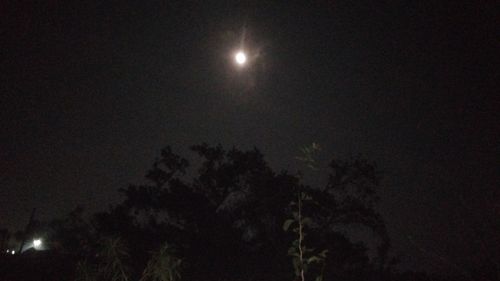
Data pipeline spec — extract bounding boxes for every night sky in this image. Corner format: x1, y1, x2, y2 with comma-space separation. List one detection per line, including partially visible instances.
1, 0, 498, 273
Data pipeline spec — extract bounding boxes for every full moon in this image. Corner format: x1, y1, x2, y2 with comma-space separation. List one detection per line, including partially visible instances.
235, 51, 247, 65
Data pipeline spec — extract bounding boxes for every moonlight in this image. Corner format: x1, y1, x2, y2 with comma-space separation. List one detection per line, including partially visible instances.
235, 51, 247, 65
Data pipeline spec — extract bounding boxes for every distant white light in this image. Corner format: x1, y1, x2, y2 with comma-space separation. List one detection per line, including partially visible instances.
33, 239, 42, 249
11, 250, 15, 255
6, 249, 9, 253
235, 51, 247, 65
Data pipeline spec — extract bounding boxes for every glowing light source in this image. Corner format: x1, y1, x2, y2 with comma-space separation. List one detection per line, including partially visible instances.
33, 239, 42, 249
235, 51, 247, 65
11, 250, 15, 255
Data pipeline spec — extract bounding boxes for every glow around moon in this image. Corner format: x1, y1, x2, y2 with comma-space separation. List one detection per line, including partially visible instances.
235, 51, 247, 65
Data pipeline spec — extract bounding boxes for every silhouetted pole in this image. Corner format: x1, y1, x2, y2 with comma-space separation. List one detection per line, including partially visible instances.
18, 208, 36, 254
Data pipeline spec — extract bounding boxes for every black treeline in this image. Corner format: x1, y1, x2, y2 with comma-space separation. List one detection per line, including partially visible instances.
1, 144, 481, 281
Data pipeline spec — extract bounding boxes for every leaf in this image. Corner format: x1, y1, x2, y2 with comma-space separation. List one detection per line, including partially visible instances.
303, 246, 315, 253
283, 219, 295, 231
292, 257, 301, 275
288, 247, 299, 256
318, 249, 329, 258
307, 256, 322, 264
301, 217, 313, 226
312, 142, 321, 150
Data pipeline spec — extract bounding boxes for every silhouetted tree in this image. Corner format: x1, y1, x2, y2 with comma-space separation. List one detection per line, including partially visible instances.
100, 144, 392, 281
49, 206, 95, 256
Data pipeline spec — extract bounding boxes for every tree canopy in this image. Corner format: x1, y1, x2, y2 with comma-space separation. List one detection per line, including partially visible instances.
52, 144, 392, 281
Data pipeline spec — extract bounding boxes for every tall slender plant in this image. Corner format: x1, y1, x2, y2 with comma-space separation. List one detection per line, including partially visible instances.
284, 143, 328, 281
140, 242, 182, 281
74, 259, 97, 281
97, 237, 130, 281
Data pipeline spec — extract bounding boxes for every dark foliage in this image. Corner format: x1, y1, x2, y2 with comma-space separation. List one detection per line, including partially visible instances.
85, 144, 390, 281
1, 144, 482, 281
